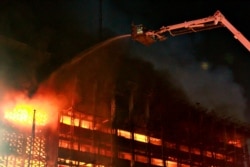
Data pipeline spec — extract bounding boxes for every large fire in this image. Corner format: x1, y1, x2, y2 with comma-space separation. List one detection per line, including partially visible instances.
0, 89, 61, 128
4, 102, 48, 126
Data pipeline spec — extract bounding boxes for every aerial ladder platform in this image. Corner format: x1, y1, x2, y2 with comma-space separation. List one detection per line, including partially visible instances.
131, 10, 250, 52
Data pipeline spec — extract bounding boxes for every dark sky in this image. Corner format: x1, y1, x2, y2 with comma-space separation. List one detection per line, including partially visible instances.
1, 0, 250, 122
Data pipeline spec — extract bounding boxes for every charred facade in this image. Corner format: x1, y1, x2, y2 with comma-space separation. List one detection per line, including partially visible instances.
54, 40, 250, 167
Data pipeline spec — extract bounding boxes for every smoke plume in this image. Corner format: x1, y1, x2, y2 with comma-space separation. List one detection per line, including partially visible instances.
131, 36, 247, 123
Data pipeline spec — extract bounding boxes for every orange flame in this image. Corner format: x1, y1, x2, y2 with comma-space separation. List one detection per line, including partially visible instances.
1, 89, 62, 128
4, 101, 48, 126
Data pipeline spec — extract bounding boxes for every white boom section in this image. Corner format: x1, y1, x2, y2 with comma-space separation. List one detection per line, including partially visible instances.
137, 10, 250, 52
214, 11, 250, 52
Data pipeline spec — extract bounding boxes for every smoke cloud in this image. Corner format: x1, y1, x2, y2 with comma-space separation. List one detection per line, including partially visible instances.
171, 63, 246, 122
130, 36, 247, 123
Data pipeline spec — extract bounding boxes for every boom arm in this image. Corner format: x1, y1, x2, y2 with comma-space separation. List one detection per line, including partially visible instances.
131, 10, 250, 52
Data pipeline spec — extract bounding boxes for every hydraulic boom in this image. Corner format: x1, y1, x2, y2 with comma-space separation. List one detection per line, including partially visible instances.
131, 10, 250, 52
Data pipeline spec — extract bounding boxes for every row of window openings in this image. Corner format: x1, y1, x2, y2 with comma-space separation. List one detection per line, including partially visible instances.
57, 147, 235, 167
57, 149, 189, 167
60, 115, 242, 148
59, 139, 234, 162
60, 115, 161, 144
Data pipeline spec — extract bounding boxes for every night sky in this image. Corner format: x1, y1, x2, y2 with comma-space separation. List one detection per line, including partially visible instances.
1, 0, 250, 122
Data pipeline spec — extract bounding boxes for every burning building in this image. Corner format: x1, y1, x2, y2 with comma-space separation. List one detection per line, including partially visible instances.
1, 37, 250, 167
49, 38, 250, 167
